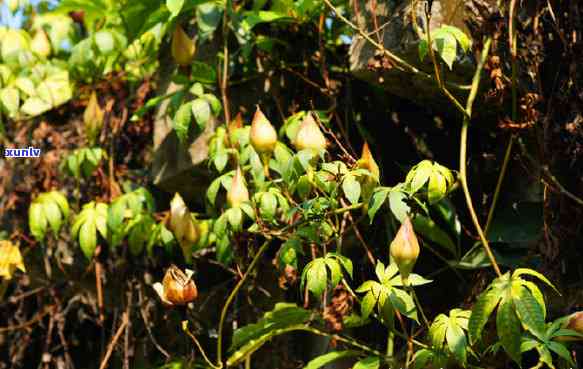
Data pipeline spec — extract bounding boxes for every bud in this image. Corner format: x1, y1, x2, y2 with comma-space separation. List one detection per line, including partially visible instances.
250, 107, 277, 153
169, 193, 199, 261
294, 112, 327, 152
83, 91, 104, 145
31, 30, 51, 58
171, 24, 195, 67
357, 142, 380, 182
556, 312, 583, 341
153, 265, 198, 306
227, 167, 250, 207
389, 216, 420, 285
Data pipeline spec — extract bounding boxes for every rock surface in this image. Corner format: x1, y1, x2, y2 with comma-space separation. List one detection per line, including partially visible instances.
349, 0, 493, 114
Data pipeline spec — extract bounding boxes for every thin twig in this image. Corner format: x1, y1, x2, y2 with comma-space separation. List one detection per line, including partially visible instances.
98, 312, 128, 369
183, 322, 222, 369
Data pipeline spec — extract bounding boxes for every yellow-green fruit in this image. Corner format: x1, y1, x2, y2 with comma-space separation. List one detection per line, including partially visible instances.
31, 30, 51, 58
83, 91, 103, 144
294, 112, 327, 151
357, 142, 380, 182
557, 312, 583, 341
161, 265, 198, 305
389, 216, 420, 285
250, 107, 277, 153
227, 167, 250, 207
169, 193, 199, 246
171, 25, 195, 66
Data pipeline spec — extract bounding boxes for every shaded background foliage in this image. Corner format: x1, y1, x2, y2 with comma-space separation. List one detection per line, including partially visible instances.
0, 0, 582, 368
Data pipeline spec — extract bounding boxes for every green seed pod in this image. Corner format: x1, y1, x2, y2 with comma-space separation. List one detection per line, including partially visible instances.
171, 25, 195, 66
250, 107, 277, 153
227, 167, 250, 207
294, 112, 327, 152
389, 216, 420, 286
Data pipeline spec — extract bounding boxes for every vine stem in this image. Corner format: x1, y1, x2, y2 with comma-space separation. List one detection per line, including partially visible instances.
183, 321, 222, 369
216, 240, 271, 366
459, 37, 502, 277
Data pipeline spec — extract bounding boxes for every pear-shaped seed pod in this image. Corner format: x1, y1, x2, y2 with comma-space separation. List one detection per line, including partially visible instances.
171, 25, 195, 66
294, 112, 327, 151
357, 142, 380, 181
169, 193, 199, 245
250, 107, 277, 153
227, 167, 250, 207
83, 91, 104, 145
389, 216, 420, 285
31, 30, 51, 58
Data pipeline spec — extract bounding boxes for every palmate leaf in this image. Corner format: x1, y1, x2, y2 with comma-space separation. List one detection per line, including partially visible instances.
28, 191, 70, 241
72, 202, 108, 259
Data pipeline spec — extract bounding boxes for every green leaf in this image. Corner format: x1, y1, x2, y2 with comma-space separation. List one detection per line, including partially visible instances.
513, 268, 560, 295
166, 0, 184, 17
29, 202, 47, 241
468, 288, 502, 344
42, 200, 62, 234
412, 215, 456, 256
389, 273, 432, 287
327, 253, 353, 278
79, 219, 97, 259
0, 87, 19, 116
259, 192, 277, 221
305, 258, 327, 297
441, 25, 471, 52
230, 303, 311, 351
94, 30, 114, 54
368, 187, 390, 223
418, 39, 429, 62
304, 351, 359, 369
412, 349, 433, 369
410, 160, 432, 193
342, 174, 361, 205
227, 304, 311, 366
191, 98, 211, 130
226, 207, 243, 231
496, 298, 522, 365
547, 341, 574, 365
435, 32, 457, 70
360, 291, 376, 320
512, 284, 545, 338
353, 356, 380, 369
430, 316, 447, 348
446, 319, 468, 364
324, 258, 342, 286
173, 102, 192, 144
521, 280, 546, 320
191, 61, 217, 84
388, 190, 410, 222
